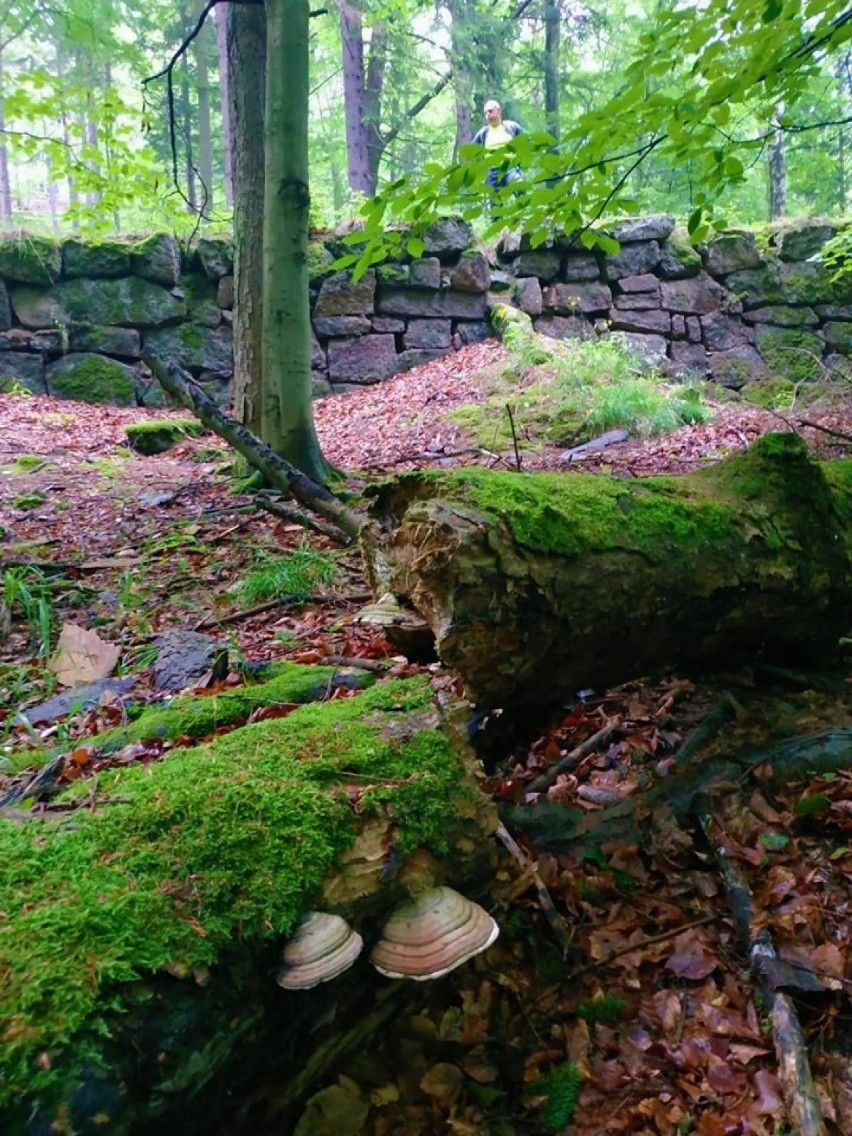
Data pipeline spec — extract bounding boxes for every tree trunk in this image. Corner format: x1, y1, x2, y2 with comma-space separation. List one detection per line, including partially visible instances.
226, 0, 265, 436
447, 0, 473, 160
768, 105, 787, 221
195, 0, 215, 215
361, 435, 852, 710
364, 20, 387, 195
262, 0, 329, 481
340, 0, 372, 196
0, 48, 12, 223
544, 0, 561, 142
213, 3, 234, 208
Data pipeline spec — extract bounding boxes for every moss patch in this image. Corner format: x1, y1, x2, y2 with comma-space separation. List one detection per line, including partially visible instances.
12, 491, 45, 510
0, 674, 469, 1108
47, 353, 137, 406
754, 326, 824, 382
0, 234, 61, 286
125, 418, 203, 455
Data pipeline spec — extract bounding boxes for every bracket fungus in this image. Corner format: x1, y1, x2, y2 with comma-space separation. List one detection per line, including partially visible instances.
370, 886, 499, 981
277, 912, 364, 990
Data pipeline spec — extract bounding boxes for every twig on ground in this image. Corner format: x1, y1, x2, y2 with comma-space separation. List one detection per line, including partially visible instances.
526, 716, 622, 795
322, 654, 393, 673
254, 494, 353, 542
694, 797, 827, 1136
505, 404, 523, 471
192, 592, 366, 631
494, 821, 573, 956
565, 914, 718, 981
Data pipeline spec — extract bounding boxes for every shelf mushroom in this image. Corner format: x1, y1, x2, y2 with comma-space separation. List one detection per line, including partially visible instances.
277, 912, 364, 990
370, 886, 499, 981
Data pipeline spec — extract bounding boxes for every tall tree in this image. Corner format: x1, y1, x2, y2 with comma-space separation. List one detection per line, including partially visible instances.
194, 0, 215, 213
261, 0, 328, 480
543, 0, 561, 142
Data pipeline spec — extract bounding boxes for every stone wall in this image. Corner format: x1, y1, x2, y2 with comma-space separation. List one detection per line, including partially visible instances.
0, 215, 848, 408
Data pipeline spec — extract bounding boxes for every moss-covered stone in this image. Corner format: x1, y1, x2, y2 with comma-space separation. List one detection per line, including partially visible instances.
196, 236, 233, 280
141, 322, 232, 372
307, 240, 335, 286
179, 272, 222, 328
46, 353, 137, 406
740, 377, 796, 409
10, 277, 186, 330
0, 674, 472, 1113
125, 418, 204, 455
129, 233, 181, 287
0, 234, 61, 286
754, 325, 825, 382
0, 353, 46, 394
62, 238, 131, 279
12, 490, 45, 509
658, 236, 702, 280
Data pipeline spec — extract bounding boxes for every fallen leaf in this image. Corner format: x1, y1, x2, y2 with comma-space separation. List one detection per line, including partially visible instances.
48, 623, 120, 687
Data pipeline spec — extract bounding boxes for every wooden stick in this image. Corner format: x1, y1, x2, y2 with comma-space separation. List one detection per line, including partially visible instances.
494, 822, 573, 956
526, 716, 622, 795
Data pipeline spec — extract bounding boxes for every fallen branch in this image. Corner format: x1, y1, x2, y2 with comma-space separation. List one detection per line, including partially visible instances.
142, 352, 363, 541
494, 821, 573, 956
254, 493, 354, 543
694, 796, 827, 1136
526, 716, 622, 795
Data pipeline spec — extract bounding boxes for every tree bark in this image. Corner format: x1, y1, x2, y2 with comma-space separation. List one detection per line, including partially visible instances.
0, 47, 13, 222
262, 0, 328, 481
142, 352, 362, 539
543, 0, 561, 142
361, 435, 852, 709
213, 3, 234, 208
340, 0, 372, 196
226, 0, 266, 437
194, 0, 215, 214
768, 104, 787, 221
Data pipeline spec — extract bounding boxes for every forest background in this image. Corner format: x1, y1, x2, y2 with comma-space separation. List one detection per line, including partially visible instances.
0, 0, 850, 243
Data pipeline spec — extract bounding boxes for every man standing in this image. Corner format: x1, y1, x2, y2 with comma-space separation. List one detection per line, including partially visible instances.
472, 99, 524, 189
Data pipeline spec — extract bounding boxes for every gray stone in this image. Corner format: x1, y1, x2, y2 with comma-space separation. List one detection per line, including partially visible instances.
62, 239, 131, 279
823, 353, 852, 380
707, 346, 769, 389
453, 321, 491, 346
313, 315, 372, 338
612, 215, 675, 243
403, 319, 451, 350
217, 276, 234, 310
496, 229, 522, 259
754, 325, 825, 381
743, 305, 819, 327
315, 269, 377, 316
397, 349, 448, 370
371, 317, 405, 333
561, 254, 600, 282
514, 248, 562, 281
771, 221, 837, 262
193, 372, 232, 407
376, 287, 487, 320
422, 217, 474, 260
46, 353, 138, 405
660, 274, 727, 315
658, 239, 702, 280
703, 230, 764, 277
533, 314, 596, 341
619, 273, 660, 294
613, 293, 660, 311
68, 326, 142, 359
687, 317, 702, 343
31, 330, 65, 357
312, 372, 332, 398
603, 241, 660, 280
409, 258, 442, 289
514, 276, 543, 316
815, 303, 852, 320
671, 315, 687, 339
725, 264, 784, 307
0, 280, 10, 331
822, 322, 852, 352
0, 352, 46, 394
700, 312, 753, 351
669, 341, 710, 376
327, 334, 399, 382
152, 629, 228, 693
129, 233, 181, 287
610, 308, 670, 335
310, 330, 325, 371
545, 282, 612, 314
179, 273, 222, 329
0, 234, 61, 285
197, 237, 233, 280
619, 332, 668, 363
449, 250, 490, 293
489, 269, 515, 291
21, 677, 138, 727
779, 261, 840, 306
10, 278, 186, 330
143, 323, 233, 373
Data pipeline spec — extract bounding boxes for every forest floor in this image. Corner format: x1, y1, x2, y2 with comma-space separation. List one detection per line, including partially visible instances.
1, 341, 851, 1136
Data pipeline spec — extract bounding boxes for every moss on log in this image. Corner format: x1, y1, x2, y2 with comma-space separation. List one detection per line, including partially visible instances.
0, 674, 497, 1133
361, 433, 852, 708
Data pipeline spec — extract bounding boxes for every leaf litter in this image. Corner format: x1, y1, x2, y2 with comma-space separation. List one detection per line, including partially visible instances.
1, 346, 851, 1133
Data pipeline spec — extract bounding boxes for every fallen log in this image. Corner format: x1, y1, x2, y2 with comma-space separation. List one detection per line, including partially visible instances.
141, 352, 363, 541
361, 433, 852, 709
0, 673, 499, 1134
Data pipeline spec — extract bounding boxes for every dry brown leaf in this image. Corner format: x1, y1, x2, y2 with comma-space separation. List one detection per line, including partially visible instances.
48, 623, 120, 687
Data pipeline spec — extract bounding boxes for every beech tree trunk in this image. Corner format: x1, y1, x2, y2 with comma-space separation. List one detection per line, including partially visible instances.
194, 0, 215, 214
361, 435, 852, 709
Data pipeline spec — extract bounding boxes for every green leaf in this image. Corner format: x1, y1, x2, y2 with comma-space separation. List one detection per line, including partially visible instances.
687, 207, 704, 235
794, 794, 831, 816
596, 235, 621, 255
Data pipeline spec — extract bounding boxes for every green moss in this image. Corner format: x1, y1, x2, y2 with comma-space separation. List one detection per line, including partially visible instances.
307, 240, 335, 285
755, 327, 824, 382
661, 236, 702, 275
12, 491, 45, 510
0, 234, 61, 285
6, 454, 48, 473
125, 419, 203, 455
741, 378, 796, 409
179, 322, 205, 349
49, 355, 136, 406
375, 465, 739, 560
0, 674, 469, 1108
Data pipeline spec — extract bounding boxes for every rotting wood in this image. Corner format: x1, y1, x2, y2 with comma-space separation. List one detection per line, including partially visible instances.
693, 795, 827, 1136
142, 351, 363, 541
361, 433, 852, 710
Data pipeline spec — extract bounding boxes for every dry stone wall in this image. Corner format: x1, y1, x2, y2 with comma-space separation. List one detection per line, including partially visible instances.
0, 215, 848, 408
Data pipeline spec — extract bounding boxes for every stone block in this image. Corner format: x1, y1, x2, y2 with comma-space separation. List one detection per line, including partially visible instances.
409, 258, 441, 289
403, 319, 452, 350
603, 240, 660, 280
46, 353, 138, 405
514, 276, 543, 316
397, 349, 448, 370
197, 237, 233, 280
770, 221, 837, 262
0, 351, 46, 394
142, 323, 233, 373
560, 254, 600, 282
669, 341, 710, 376
514, 248, 562, 281
822, 322, 852, 352
700, 312, 753, 351
619, 273, 660, 294
743, 305, 819, 327
422, 217, 474, 261
376, 287, 487, 320
327, 334, 399, 382
62, 239, 130, 279
315, 269, 377, 317
613, 293, 660, 311
708, 345, 769, 389
703, 230, 764, 277
449, 250, 489, 293
68, 326, 142, 359
0, 234, 61, 285
660, 273, 727, 315
0, 280, 11, 331
129, 233, 181, 287
533, 314, 596, 341
10, 278, 187, 330
619, 332, 668, 363
611, 214, 675, 242
217, 276, 234, 310
313, 315, 372, 338
545, 282, 612, 315
609, 308, 670, 335
371, 317, 405, 334
453, 321, 491, 346
658, 238, 702, 280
